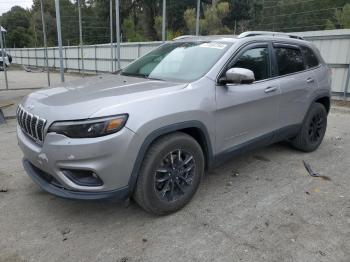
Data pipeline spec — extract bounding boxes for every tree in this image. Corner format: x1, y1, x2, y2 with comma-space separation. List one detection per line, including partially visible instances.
184, 8, 196, 35
0, 6, 34, 47
223, 0, 251, 28
185, 2, 231, 35
123, 16, 143, 42
326, 4, 350, 29
167, 0, 196, 34
2, 0, 350, 47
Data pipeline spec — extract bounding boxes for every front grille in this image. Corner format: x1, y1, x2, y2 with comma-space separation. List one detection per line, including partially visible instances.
17, 105, 47, 143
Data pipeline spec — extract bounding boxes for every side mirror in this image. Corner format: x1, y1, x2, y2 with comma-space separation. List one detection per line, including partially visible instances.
223, 67, 255, 84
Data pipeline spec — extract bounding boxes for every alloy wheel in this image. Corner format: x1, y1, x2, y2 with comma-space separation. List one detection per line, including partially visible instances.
154, 149, 196, 202
308, 113, 324, 143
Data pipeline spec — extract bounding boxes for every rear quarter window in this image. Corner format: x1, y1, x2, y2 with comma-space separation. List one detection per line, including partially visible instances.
274, 47, 305, 76
301, 46, 319, 68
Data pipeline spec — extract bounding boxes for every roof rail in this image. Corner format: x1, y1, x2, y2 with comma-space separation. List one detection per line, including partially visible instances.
238, 31, 304, 40
173, 35, 196, 40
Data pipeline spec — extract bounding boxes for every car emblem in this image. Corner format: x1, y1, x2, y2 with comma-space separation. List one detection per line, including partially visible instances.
27, 104, 34, 111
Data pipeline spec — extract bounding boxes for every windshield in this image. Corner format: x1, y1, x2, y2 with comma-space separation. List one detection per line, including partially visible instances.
121, 41, 231, 82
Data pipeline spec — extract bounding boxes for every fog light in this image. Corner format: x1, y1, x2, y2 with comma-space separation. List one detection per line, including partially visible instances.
62, 169, 103, 187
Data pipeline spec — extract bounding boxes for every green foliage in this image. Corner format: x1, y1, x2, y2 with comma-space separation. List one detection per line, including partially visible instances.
186, 2, 231, 35
184, 8, 196, 35
336, 4, 350, 28
123, 16, 143, 42
6, 27, 34, 48
154, 15, 163, 40
154, 15, 182, 40
0, 6, 33, 47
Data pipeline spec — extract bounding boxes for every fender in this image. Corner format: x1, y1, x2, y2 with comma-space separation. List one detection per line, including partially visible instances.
127, 121, 214, 194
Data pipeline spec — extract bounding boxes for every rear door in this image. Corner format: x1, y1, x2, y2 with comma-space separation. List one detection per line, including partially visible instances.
272, 43, 318, 129
215, 42, 281, 155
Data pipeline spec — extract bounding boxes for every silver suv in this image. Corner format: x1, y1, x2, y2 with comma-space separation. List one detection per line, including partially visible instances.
17, 32, 331, 214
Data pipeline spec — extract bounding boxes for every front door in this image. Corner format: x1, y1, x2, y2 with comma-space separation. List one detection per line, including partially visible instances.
215, 43, 280, 155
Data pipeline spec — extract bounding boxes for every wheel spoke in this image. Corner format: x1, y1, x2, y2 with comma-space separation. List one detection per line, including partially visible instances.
170, 153, 174, 166
156, 176, 170, 183
160, 180, 171, 197
156, 167, 171, 173
182, 155, 193, 166
177, 149, 182, 162
175, 180, 185, 193
184, 164, 194, 173
168, 180, 175, 201
178, 175, 193, 185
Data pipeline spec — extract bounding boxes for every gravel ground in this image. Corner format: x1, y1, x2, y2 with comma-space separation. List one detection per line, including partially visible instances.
0, 109, 349, 262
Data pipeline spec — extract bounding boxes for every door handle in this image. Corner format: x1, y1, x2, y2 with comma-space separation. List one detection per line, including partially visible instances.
264, 86, 278, 93
306, 77, 315, 83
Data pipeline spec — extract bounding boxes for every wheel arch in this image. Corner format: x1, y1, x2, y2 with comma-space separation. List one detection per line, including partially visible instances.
127, 121, 214, 194
314, 96, 330, 113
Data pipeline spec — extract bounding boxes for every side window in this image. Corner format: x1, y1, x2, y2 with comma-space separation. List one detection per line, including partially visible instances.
274, 47, 305, 76
301, 46, 319, 68
232, 47, 270, 81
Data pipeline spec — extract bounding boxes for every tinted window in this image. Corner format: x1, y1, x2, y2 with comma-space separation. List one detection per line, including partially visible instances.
301, 46, 319, 68
275, 47, 305, 76
232, 47, 269, 81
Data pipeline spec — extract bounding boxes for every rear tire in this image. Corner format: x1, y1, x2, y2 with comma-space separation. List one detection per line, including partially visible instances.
133, 132, 204, 215
291, 102, 327, 152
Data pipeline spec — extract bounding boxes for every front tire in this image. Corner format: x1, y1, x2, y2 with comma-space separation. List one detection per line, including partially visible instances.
291, 102, 327, 152
133, 132, 204, 215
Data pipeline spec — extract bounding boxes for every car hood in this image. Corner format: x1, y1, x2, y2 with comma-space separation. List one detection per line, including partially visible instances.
21, 74, 187, 121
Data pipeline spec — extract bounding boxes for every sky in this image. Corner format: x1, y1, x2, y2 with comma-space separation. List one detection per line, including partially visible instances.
0, 0, 33, 15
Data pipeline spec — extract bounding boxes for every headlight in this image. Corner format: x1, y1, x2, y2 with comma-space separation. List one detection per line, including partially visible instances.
48, 114, 128, 138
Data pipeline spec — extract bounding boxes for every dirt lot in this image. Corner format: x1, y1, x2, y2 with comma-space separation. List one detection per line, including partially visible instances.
0, 109, 349, 262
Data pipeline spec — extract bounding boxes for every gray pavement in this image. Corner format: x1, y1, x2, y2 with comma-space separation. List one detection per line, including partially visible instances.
0, 69, 82, 90
0, 109, 349, 262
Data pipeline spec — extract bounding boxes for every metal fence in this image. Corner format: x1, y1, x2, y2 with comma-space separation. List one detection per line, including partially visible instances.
8, 41, 161, 73
6, 29, 350, 97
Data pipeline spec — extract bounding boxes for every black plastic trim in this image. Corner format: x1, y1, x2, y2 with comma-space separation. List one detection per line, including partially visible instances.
214, 131, 273, 166
312, 94, 331, 114
214, 124, 302, 167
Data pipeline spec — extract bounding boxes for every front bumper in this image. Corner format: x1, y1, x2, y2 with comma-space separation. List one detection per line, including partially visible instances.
23, 159, 129, 200
18, 124, 140, 199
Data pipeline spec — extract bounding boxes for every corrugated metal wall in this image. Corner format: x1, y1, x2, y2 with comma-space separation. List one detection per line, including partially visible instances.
8, 42, 161, 73
7, 29, 350, 96
299, 29, 350, 96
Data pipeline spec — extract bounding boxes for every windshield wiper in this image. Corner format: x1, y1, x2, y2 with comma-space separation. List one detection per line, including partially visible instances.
120, 72, 148, 78
147, 76, 164, 81
121, 72, 164, 81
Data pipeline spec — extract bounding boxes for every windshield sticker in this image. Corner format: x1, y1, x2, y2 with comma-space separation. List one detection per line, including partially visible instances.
199, 43, 227, 49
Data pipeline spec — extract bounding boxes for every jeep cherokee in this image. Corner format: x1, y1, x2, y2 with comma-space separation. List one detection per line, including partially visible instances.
17, 31, 331, 214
